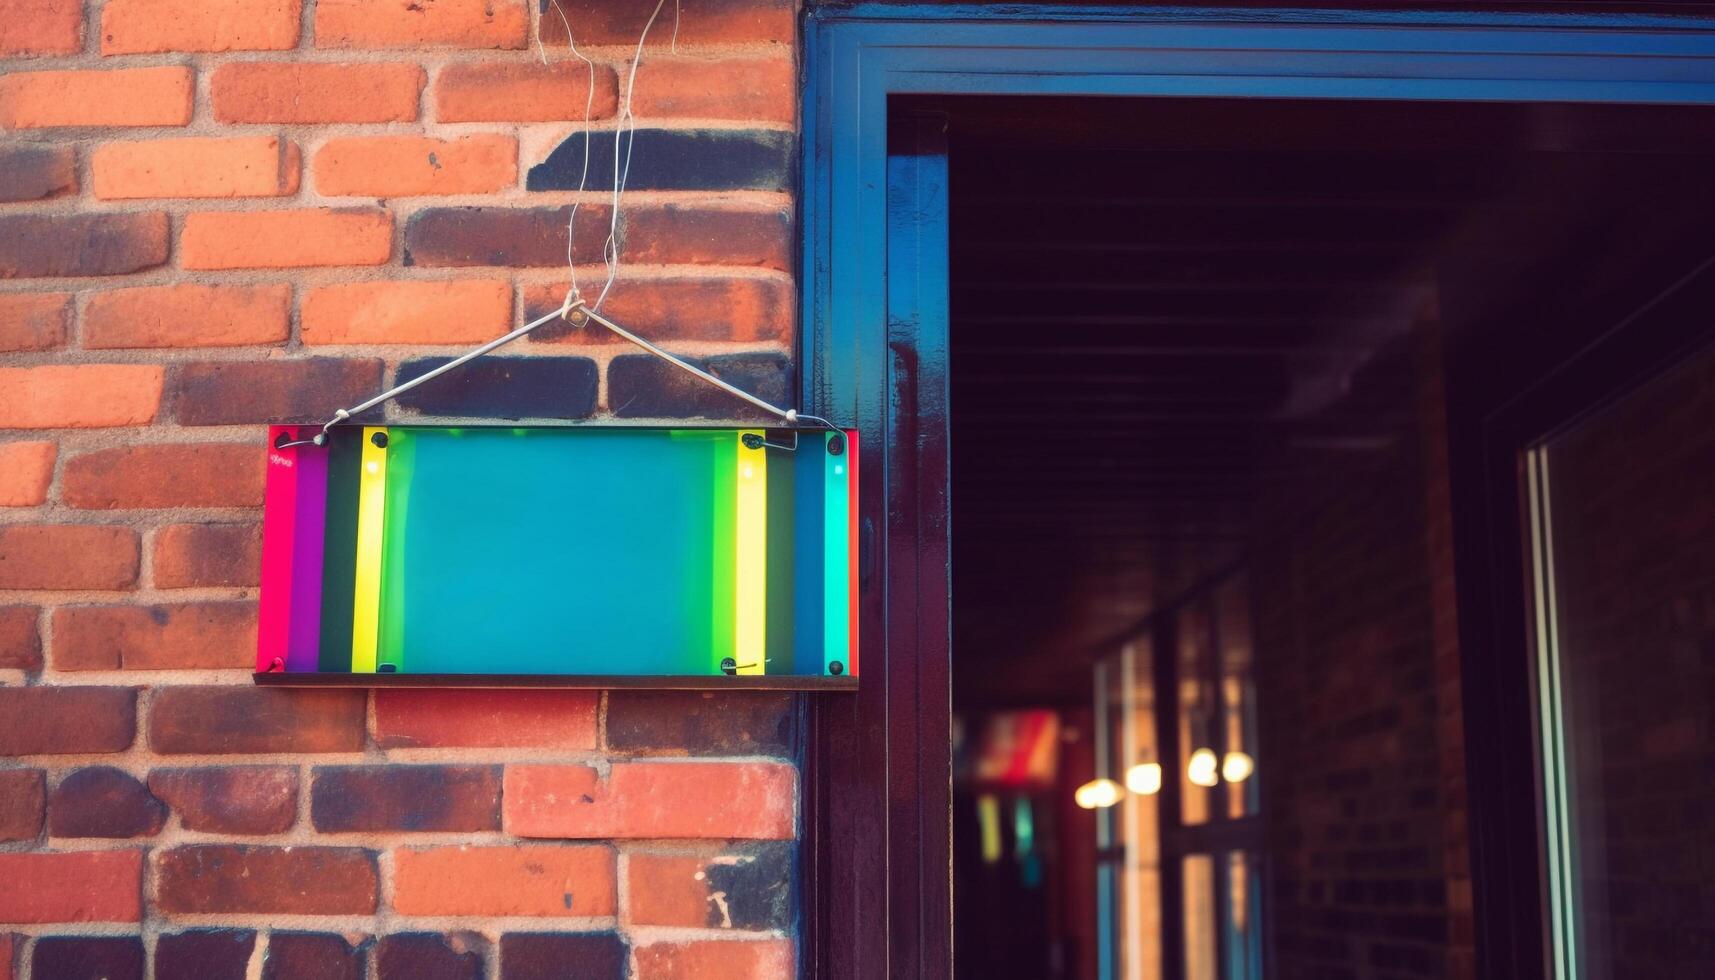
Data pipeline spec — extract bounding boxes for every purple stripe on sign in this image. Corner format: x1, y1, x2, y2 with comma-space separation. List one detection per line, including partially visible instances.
285, 444, 329, 672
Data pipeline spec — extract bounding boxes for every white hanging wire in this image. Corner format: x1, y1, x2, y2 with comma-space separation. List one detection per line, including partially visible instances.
536, 0, 595, 307
591, 0, 677, 312
289, 0, 829, 442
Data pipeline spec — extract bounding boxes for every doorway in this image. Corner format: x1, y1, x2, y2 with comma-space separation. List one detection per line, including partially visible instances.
800, 12, 1715, 978
915, 94, 1715, 979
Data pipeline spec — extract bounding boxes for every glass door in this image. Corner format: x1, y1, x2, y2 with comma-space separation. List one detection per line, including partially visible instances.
1523, 340, 1715, 980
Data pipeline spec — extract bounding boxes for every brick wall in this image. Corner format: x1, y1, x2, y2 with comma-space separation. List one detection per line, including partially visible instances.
1248, 325, 1473, 980
0, 1, 800, 977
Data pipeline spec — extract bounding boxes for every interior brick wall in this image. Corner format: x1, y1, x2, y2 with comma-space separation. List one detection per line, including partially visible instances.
1248, 324, 1474, 980
0, 1, 800, 977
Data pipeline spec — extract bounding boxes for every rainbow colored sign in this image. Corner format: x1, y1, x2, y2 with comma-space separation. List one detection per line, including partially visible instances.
257, 424, 859, 682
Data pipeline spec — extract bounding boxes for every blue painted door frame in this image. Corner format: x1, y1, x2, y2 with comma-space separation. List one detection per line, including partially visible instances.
798, 7, 1715, 979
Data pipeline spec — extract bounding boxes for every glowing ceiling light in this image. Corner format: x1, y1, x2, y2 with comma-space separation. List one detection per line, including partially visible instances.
1187, 748, 1220, 788
1074, 778, 1123, 809
1222, 750, 1255, 784
1124, 762, 1162, 796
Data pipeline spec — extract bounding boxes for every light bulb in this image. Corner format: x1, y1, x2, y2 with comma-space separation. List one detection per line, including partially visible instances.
1124, 762, 1162, 795
1074, 778, 1123, 809
1222, 751, 1255, 783
1187, 748, 1219, 788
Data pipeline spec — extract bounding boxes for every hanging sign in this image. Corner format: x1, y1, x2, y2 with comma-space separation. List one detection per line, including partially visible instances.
256, 423, 859, 688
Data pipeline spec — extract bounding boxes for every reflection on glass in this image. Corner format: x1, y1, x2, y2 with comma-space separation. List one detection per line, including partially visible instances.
1226, 851, 1264, 980
1178, 600, 1216, 825
1217, 575, 1260, 818
1183, 854, 1217, 980
1526, 341, 1715, 980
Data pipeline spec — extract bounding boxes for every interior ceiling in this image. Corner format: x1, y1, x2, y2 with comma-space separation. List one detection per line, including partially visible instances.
937, 94, 1715, 708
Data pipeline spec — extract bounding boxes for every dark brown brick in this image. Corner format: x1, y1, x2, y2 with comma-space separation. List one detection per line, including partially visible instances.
500, 933, 627, 980
0, 213, 167, 278
156, 930, 256, 980
379, 933, 486, 980
167, 358, 384, 425
265, 933, 368, 980
149, 687, 366, 754
62, 443, 264, 509
0, 143, 75, 201
0, 687, 136, 755
48, 766, 166, 839
311, 765, 501, 833
149, 766, 298, 835
403, 205, 608, 268
0, 525, 140, 591
0, 605, 42, 671
404, 203, 791, 271
155, 845, 378, 915
52, 601, 256, 671
31, 936, 144, 980
153, 524, 262, 589
0, 769, 45, 841
607, 691, 795, 756
609, 352, 789, 420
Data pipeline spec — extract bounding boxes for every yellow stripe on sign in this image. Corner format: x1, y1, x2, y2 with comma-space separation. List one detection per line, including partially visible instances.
351, 427, 389, 673
734, 431, 767, 675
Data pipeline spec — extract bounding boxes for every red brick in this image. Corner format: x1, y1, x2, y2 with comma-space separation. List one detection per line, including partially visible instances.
0, 851, 142, 923
0, 0, 82, 55
315, 134, 517, 196
0, 67, 192, 128
311, 765, 500, 833
0, 442, 55, 506
374, 689, 598, 749
0, 525, 139, 590
262, 932, 366, 980
155, 845, 377, 915
0, 293, 69, 352
505, 762, 795, 840
213, 62, 425, 124
168, 358, 383, 426
149, 687, 366, 754
152, 523, 262, 589
85, 284, 291, 349
0, 145, 76, 202
182, 208, 392, 270
626, 844, 792, 929
0, 606, 42, 671
633, 940, 795, 980
379, 933, 486, 978
522, 277, 791, 345
52, 602, 256, 671
47, 766, 166, 838
101, 0, 300, 53
632, 56, 794, 124
302, 279, 511, 345
624, 204, 792, 270
0, 365, 163, 429
63, 443, 264, 510
0, 687, 137, 755
92, 137, 299, 200
0, 769, 45, 841
316, 0, 526, 49
148, 766, 298, 834
539, 0, 791, 46
0, 212, 169, 278
434, 61, 618, 123
392, 844, 615, 917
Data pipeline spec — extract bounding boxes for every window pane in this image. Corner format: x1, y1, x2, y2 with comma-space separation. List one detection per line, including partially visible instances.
1183, 853, 1218, 980
1225, 851, 1264, 980
1179, 600, 1218, 825
1529, 341, 1715, 980
1216, 576, 1259, 819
